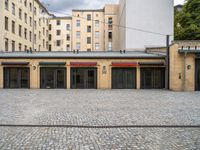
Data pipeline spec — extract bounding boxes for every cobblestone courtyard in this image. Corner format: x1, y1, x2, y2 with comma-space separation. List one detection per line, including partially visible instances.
0, 90, 200, 149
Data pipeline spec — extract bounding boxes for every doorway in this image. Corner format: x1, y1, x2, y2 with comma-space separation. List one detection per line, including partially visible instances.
71, 68, 97, 89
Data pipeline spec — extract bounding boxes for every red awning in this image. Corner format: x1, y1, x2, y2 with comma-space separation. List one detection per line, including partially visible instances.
112, 62, 138, 67
70, 62, 97, 67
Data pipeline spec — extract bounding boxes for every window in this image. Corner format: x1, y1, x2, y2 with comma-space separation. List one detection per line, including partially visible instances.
39, 31, 41, 39
12, 21, 15, 34
24, 28, 27, 39
108, 32, 112, 40
49, 24, 52, 30
95, 31, 100, 38
34, 21, 37, 29
19, 9, 22, 19
5, 0, 9, 10
19, 25, 22, 37
25, 45, 27, 51
56, 30, 61, 35
66, 34, 70, 41
34, 7, 37, 15
19, 43, 22, 51
87, 14, 91, 21
56, 40, 61, 46
49, 34, 52, 41
30, 17, 32, 27
46, 42, 48, 49
108, 17, 113, 24
12, 3, 15, 15
39, 45, 41, 51
95, 20, 99, 27
76, 43, 80, 50
66, 44, 70, 51
56, 20, 61, 25
43, 27, 45, 35
95, 43, 100, 50
49, 45, 52, 51
34, 34, 36, 44
76, 31, 80, 38
24, 0, 27, 7
39, 19, 41, 26
66, 24, 70, 30
87, 26, 91, 32
108, 42, 112, 51
43, 40, 45, 48
29, 3, 32, 12
29, 31, 32, 42
5, 17, 9, 31
5, 38, 9, 52
87, 49, 91, 52
108, 17, 113, 29
24, 13, 27, 23
46, 30, 48, 38
76, 20, 80, 27
87, 37, 91, 44
12, 40, 15, 52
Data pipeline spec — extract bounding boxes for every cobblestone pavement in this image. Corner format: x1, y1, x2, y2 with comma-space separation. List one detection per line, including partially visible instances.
0, 90, 200, 149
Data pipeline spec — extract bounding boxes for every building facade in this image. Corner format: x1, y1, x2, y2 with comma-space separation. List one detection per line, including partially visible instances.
49, 5, 119, 52
48, 17, 72, 51
0, 0, 52, 52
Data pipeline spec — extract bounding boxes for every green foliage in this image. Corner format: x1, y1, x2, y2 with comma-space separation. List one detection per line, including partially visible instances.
174, 0, 200, 40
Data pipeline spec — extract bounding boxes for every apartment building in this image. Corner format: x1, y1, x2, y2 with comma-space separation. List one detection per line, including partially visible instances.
0, 0, 52, 52
49, 17, 72, 51
0, 0, 174, 52
49, 5, 119, 52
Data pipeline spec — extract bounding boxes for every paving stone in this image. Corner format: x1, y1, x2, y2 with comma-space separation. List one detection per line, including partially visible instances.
0, 90, 199, 149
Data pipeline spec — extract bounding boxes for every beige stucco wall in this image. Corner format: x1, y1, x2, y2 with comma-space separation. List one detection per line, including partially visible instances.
170, 44, 196, 91
0, 58, 165, 89
1, 0, 51, 52
49, 18, 72, 51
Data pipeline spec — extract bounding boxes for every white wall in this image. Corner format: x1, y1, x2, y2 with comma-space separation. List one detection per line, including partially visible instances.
120, 0, 174, 50
119, 0, 126, 50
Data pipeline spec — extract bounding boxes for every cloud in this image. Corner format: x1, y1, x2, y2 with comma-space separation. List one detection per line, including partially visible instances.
41, 0, 118, 12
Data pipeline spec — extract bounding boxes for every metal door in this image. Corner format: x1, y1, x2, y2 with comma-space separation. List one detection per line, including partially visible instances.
112, 68, 136, 89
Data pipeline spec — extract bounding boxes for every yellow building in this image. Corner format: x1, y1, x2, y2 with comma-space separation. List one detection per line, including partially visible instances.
49, 17, 72, 51
0, 0, 52, 52
0, 50, 166, 89
49, 5, 119, 52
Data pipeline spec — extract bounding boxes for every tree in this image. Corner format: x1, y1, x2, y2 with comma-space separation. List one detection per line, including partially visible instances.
174, 0, 200, 40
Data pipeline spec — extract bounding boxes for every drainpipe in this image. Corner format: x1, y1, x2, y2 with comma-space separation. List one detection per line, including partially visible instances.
165, 35, 170, 89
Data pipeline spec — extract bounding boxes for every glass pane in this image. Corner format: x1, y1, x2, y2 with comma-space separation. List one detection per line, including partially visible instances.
56, 69, 65, 88
21, 69, 29, 88
45, 69, 54, 88
10, 68, 18, 88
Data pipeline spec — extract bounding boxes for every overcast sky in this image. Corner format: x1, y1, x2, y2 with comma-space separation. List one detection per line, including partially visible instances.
40, 0, 185, 15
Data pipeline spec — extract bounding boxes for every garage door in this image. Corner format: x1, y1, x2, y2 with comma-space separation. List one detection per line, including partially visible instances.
141, 68, 165, 89
196, 59, 200, 91
40, 68, 66, 89
4, 67, 30, 88
71, 68, 97, 89
112, 68, 136, 89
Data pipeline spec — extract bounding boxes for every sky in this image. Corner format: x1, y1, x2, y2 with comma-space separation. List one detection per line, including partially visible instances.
40, 0, 185, 16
